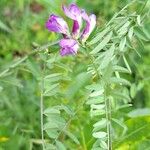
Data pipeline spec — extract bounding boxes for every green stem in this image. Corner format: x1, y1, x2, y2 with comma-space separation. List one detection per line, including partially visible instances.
139, 0, 148, 15
81, 46, 101, 79
52, 97, 87, 145
0, 41, 59, 78
104, 86, 112, 150
81, 130, 87, 150
106, 0, 136, 27
40, 78, 44, 149
40, 55, 47, 149
78, 119, 87, 150
83, 44, 112, 149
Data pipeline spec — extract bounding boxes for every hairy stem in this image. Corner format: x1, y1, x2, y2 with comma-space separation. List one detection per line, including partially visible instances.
83, 45, 112, 149
104, 86, 112, 150
40, 54, 47, 149
40, 80, 45, 149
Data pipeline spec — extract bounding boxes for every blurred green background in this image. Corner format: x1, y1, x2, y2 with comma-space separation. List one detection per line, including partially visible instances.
0, 0, 150, 149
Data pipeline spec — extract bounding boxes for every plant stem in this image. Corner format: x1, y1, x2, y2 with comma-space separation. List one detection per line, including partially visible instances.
81, 46, 101, 79
139, 0, 148, 15
106, 0, 136, 27
104, 86, 112, 150
40, 55, 47, 149
81, 130, 87, 150
82, 45, 112, 149
0, 41, 59, 78
40, 81, 45, 149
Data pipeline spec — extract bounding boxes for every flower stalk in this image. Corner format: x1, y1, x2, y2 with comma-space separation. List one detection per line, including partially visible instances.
40, 53, 47, 150
104, 86, 112, 150
40, 77, 45, 149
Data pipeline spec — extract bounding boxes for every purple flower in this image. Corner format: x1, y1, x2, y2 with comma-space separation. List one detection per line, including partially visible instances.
59, 39, 79, 56
46, 14, 69, 35
45, 3, 97, 57
81, 10, 96, 42
62, 4, 82, 38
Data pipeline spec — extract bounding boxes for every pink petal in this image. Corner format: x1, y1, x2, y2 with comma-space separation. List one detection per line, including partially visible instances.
59, 39, 79, 56
46, 14, 69, 35
62, 4, 82, 38
59, 39, 76, 47
62, 5, 75, 20
81, 12, 96, 42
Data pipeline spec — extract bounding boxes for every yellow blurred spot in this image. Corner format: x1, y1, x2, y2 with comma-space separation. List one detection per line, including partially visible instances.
31, 23, 41, 31
0, 137, 9, 142
116, 144, 130, 150
63, 99, 69, 104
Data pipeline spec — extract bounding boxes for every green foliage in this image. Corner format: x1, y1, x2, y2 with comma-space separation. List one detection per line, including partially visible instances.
0, 0, 150, 150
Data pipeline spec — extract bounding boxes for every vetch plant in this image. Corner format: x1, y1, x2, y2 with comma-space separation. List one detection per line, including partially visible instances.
41, 2, 149, 150
0, 1, 149, 150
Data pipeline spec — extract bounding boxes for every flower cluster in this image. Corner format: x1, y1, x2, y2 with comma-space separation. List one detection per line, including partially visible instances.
46, 4, 96, 56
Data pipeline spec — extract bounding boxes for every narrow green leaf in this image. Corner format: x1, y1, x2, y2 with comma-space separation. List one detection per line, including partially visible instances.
136, 37, 145, 51
92, 131, 107, 139
113, 65, 130, 74
88, 27, 110, 45
134, 26, 149, 41
26, 58, 41, 79
110, 77, 131, 86
86, 84, 103, 91
112, 91, 131, 102
44, 73, 62, 79
126, 37, 133, 49
0, 77, 23, 87
10, 56, 28, 68
128, 108, 150, 118
123, 55, 132, 73
44, 108, 60, 115
90, 109, 105, 117
90, 32, 113, 54
128, 27, 134, 39
115, 71, 120, 79
44, 122, 58, 130
46, 129, 59, 139
137, 15, 141, 26
45, 144, 56, 150
0, 69, 9, 78
64, 130, 80, 145
118, 21, 130, 36
44, 83, 59, 96
93, 118, 107, 128
56, 141, 66, 150
100, 141, 108, 149
130, 83, 137, 98
116, 104, 132, 110
119, 37, 126, 52
91, 104, 105, 110
44, 73, 62, 85
115, 116, 150, 146
0, 20, 12, 33
60, 105, 74, 116
112, 118, 127, 135
90, 90, 104, 97
47, 114, 66, 128
100, 44, 115, 69
86, 97, 104, 105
